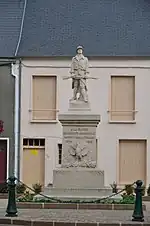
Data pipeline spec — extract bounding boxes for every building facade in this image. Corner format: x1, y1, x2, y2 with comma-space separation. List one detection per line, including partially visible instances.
20, 57, 150, 187
2, 0, 150, 188
0, 63, 15, 183
0, 0, 24, 183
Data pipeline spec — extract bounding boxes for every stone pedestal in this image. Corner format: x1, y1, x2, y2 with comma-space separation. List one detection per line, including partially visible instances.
36, 101, 111, 200
53, 168, 104, 189
68, 100, 91, 111
52, 101, 106, 191
38, 101, 112, 200
59, 113, 100, 168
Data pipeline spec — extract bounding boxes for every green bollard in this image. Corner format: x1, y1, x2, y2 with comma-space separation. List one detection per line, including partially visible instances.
5, 176, 17, 217
132, 180, 144, 222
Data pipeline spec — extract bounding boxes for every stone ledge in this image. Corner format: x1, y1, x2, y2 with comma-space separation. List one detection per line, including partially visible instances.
143, 196, 150, 201
16, 202, 146, 210
0, 218, 149, 226
0, 193, 22, 199
0, 194, 8, 199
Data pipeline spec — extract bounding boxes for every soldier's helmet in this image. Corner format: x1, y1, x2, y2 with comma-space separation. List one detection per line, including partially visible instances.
76, 45, 83, 52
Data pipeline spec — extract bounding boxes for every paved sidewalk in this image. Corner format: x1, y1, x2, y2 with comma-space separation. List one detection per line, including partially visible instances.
0, 200, 7, 209
0, 200, 150, 224
0, 208, 149, 223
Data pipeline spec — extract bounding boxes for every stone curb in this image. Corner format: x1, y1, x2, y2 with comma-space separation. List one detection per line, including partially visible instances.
0, 194, 22, 199
0, 194, 8, 199
0, 218, 149, 226
143, 196, 150, 201
16, 202, 146, 210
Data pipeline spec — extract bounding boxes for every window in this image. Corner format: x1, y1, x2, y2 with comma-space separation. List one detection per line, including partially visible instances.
23, 138, 28, 146
34, 139, 39, 146
40, 139, 45, 146
29, 139, 33, 146
58, 144, 62, 165
23, 138, 45, 147
32, 75, 57, 121
109, 76, 135, 122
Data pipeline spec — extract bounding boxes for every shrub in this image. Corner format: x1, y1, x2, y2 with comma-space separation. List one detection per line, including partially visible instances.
17, 191, 34, 202
32, 183, 42, 194
141, 185, 146, 196
125, 184, 134, 195
110, 181, 118, 193
16, 183, 26, 194
121, 193, 135, 204
147, 184, 150, 196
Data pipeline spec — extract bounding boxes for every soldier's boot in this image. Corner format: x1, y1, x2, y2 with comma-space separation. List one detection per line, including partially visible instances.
81, 89, 88, 102
70, 88, 78, 101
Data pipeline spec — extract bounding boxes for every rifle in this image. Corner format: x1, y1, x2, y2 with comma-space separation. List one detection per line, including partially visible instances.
63, 75, 98, 80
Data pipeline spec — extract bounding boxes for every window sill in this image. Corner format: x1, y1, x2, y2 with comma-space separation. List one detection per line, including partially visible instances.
30, 120, 58, 124
23, 146, 44, 149
109, 120, 136, 124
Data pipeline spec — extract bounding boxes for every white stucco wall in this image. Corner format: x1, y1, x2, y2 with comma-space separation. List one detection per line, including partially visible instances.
20, 58, 150, 187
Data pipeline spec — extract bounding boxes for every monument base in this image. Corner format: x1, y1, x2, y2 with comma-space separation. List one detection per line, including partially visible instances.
53, 168, 104, 189
39, 167, 112, 201
35, 187, 112, 201
44, 100, 111, 201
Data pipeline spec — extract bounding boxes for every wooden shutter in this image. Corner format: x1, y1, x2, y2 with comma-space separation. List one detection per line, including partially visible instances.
32, 76, 56, 120
111, 76, 135, 121
119, 140, 146, 185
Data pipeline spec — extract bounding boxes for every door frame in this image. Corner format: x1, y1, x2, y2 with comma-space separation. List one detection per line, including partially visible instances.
116, 138, 147, 187
0, 138, 9, 179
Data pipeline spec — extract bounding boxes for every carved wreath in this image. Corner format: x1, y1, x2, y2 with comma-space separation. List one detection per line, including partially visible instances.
68, 142, 89, 161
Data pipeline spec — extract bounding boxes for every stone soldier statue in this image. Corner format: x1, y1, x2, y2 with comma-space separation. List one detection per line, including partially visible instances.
70, 46, 89, 102
63, 46, 98, 103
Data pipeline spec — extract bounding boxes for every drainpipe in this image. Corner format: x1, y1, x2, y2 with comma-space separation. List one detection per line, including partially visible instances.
18, 59, 21, 180
11, 62, 20, 179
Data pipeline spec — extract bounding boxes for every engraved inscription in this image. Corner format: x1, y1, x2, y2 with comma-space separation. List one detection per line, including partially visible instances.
64, 127, 96, 140
62, 126, 97, 168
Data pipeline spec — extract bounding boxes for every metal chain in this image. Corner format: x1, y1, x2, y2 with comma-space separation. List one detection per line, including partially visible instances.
16, 179, 61, 202
16, 178, 136, 203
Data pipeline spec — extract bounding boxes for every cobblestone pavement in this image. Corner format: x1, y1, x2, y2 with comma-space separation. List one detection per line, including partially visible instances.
0, 208, 150, 223
0, 200, 150, 223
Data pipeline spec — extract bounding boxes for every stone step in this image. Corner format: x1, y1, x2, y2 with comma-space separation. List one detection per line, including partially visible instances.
34, 195, 108, 201
34, 187, 113, 201
43, 187, 111, 196
34, 194, 123, 202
